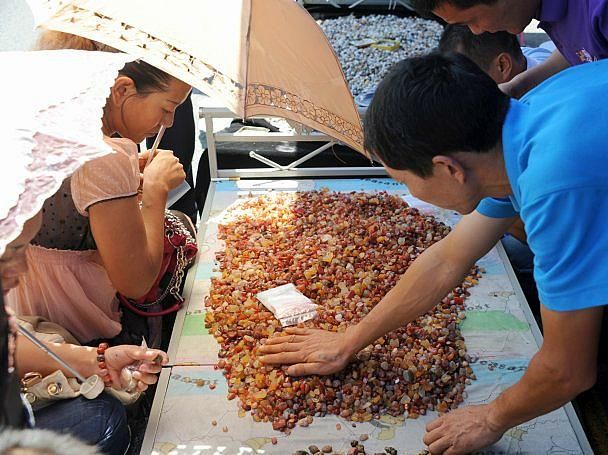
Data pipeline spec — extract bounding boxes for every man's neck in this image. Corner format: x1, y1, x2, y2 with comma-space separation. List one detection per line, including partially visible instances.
480, 144, 512, 198
455, 144, 512, 199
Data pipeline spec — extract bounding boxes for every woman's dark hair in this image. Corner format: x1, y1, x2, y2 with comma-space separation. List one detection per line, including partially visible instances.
36, 30, 172, 93
364, 52, 510, 177
116, 60, 172, 94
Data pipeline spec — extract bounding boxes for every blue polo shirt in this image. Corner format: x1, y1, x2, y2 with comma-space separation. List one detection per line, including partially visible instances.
536, 0, 608, 65
476, 59, 608, 311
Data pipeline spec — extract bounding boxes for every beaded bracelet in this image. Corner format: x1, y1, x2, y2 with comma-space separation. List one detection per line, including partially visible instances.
96, 342, 112, 384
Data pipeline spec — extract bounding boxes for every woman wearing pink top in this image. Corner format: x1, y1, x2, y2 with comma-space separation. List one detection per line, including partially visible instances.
7, 32, 190, 343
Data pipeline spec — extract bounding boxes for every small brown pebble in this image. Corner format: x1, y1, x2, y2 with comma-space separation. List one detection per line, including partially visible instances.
336, 423, 342, 430
309, 445, 320, 454
209, 383, 216, 390
273, 418, 287, 431
351, 441, 358, 448
271, 437, 278, 445
359, 434, 368, 441
222, 426, 228, 433
322, 445, 333, 454
211, 420, 217, 426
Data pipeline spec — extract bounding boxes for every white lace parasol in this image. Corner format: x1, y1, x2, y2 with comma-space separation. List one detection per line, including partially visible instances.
0, 50, 135, 256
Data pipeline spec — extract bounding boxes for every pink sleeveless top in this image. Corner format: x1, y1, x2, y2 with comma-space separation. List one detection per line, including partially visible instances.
7, 137, 139, 342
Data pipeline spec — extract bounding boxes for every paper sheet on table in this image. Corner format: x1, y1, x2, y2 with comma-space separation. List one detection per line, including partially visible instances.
166, 180, 191, 208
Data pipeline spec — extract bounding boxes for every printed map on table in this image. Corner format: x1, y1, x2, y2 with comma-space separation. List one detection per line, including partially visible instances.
151, 179, 588, 455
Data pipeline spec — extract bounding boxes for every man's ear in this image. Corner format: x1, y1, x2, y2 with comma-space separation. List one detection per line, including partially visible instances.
494, 53, 513, 83
432, 155, 466, 184
109, 76, 137, 106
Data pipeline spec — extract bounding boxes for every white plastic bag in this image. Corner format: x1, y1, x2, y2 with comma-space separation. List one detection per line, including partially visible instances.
256, 284, 318, 327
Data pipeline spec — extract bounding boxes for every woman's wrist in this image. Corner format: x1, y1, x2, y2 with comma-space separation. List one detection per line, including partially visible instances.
142, 176, 170, 196
76, 343, 112, 381
77, 346, 100, 378
141, 180, 168, 211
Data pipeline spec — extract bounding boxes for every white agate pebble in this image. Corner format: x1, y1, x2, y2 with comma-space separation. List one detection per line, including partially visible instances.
120, 367, 138, 392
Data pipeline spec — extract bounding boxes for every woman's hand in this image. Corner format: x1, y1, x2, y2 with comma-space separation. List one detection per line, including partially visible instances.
142, 149, 185, 193
103, 345, 169, 392
138, 149, 155, 174
138, 148, 166, 173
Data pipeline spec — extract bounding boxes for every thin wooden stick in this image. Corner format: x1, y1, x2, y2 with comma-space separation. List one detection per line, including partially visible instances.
145, 125, 167, 168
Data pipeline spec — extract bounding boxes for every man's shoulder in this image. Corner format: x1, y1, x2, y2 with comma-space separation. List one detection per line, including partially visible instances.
524, 59, 608, 103
515, 106, 606, 205
519, 141, 607, 208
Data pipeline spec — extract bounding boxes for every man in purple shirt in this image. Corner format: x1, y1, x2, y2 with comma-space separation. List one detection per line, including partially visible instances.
410, 0, 608, 97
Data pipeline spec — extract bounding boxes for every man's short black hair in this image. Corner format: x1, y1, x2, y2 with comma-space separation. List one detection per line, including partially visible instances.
438, 25, 524, 70
410, 0, 498, 15
364, 52, 510, 177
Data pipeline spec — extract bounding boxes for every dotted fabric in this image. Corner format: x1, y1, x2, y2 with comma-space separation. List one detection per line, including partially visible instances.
32, 178, 97, 251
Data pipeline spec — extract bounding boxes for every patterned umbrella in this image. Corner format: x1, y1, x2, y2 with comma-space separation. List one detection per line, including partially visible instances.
26, 0, 365, 153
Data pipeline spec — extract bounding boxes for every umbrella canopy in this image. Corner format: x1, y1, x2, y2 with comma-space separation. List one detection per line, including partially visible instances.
26, 0, 365, 153
0, 50, 135, 256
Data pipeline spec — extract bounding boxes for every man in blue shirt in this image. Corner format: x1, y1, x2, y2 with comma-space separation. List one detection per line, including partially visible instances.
260, 53, 607, 453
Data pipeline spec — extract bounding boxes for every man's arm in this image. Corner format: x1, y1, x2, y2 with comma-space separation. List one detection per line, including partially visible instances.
506, 217, 527, 243
424, 305, 601, 454
259, 211, 515, 375
501, 49, 570, 99
490, 304, 600, 427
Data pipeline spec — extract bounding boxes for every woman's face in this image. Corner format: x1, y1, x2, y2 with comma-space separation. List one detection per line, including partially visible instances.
1, 212, 42, 293
106, 76, 191, 143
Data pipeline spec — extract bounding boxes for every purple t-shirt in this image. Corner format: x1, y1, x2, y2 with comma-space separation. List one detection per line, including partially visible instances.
537, 0, 608, 65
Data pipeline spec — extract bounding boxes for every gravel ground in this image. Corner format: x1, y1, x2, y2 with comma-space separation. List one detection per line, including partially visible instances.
318, 14, 443, 96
